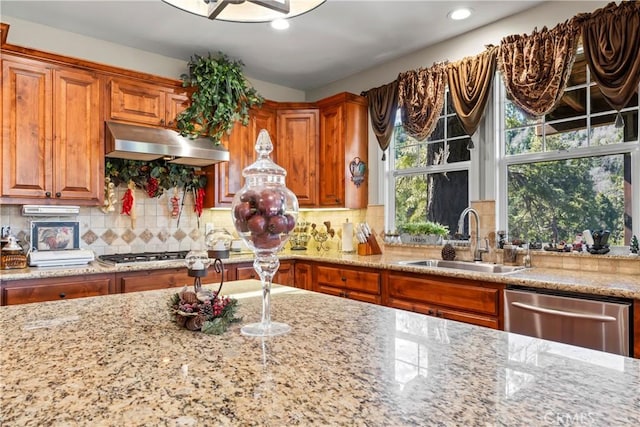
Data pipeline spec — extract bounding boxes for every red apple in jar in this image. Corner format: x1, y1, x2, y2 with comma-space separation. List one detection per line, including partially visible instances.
267, 215, 289, 235
252, 233, 282, 249
234, 201, 255, 221
284, 213, 296, 233
240, 190, 260, 208
257, 188, 285, 216
247, 215, 267, 235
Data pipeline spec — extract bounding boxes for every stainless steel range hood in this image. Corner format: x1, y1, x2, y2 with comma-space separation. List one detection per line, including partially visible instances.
105, 121, 229, 167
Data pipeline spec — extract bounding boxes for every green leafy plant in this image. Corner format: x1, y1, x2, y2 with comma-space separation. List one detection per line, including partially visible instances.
176, 52, 263, 144
105, 158, 206, 196
398, 221, 449, 237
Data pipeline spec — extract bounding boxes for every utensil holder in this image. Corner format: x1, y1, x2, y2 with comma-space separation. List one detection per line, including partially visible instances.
357, 234, 382, 256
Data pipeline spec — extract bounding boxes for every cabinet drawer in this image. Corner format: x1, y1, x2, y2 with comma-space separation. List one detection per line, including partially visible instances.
3, 278, 111, 305
387, 298, 499, 329
387, 273, 499, 316
118, 267, 226, 293
316, 265, 380, 294
237, 261, 294, 286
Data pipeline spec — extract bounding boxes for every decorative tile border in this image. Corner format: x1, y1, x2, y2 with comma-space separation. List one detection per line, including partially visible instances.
101, 229, 119, 245
82, 230, 98, 245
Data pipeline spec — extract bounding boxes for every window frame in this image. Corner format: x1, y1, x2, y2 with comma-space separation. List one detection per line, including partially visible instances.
495, 64, 640, 244
385, 92, 477, 233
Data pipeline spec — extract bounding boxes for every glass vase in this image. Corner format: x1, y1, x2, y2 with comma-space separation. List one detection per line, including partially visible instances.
231, 129, 298, 337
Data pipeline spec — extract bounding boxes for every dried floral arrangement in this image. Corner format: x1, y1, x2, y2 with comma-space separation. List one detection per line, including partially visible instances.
169, 286, 241, 335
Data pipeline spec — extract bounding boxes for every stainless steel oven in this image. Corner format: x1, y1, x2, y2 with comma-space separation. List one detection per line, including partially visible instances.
504, 286, 632, 356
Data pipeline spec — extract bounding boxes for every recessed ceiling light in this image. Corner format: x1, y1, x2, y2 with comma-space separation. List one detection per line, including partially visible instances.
448, 8, 472, 21
271, 18, 290, 30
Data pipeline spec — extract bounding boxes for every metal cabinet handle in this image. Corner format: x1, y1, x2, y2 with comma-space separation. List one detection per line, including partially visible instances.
510, 302, 617, 322
59, 293, 66, 298
55, 192, 62, 198
341, 276, 347, 282
45, 191, 51, 198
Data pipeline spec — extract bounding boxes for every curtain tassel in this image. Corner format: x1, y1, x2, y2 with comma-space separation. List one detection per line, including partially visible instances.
381, 152, 386, 161
614, 112, 624, 129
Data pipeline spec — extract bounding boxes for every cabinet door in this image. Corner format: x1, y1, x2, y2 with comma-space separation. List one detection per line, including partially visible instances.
237, 261, 294, 286
276, 109, 318, 206
318, 103, 345, 206
317, 93, 368, 209
53, 68, 102, 203
108, 78, 167, 126
166, 91, 190, 129
294, 261, 313, 290
1, 57, 52, 199
212, 104, 276, 206
387, 273, 499, 316
2, 275, 113, 305
274, 261, 294, 286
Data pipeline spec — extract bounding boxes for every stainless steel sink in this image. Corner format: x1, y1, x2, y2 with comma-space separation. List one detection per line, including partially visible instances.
397, 259, 525, 274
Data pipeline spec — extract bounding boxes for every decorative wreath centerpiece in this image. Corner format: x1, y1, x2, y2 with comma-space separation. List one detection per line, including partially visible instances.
169, 286, 241, 334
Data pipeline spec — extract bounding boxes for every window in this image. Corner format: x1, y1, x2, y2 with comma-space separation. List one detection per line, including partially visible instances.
499, 51, 638, 246
387, 92, 472, 234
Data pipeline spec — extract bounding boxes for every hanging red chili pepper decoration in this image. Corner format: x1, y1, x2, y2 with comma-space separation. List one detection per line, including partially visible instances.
194, 187, 205, 217
121, 180, 137, 228
121, 187, 133, 215
170, 188, 180, 219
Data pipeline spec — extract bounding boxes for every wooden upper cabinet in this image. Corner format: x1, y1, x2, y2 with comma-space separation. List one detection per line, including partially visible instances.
53, 68, 103, 203
107, 77, 188, 129
166, 91, 190, 130
1, 57, 52, 200
317, 92, 368, 209
209, 103, 277, 206
1, 56, 103, 205
276, 109, 318, 206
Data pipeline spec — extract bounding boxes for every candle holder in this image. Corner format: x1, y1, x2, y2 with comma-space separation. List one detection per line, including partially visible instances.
170, 255, 239, 334
184, 249, 212, 292
205, 228, 233, 259
231, 129, 298, 337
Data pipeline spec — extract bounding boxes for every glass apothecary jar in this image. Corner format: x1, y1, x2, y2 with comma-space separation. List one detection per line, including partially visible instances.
231, 129, 298, 337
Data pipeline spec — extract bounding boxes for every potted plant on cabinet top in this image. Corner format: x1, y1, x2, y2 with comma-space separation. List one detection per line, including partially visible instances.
398, 221, 449, 245
176, 52, 263, 144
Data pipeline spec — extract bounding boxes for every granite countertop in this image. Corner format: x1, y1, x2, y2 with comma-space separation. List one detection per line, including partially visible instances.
2, 251, 640, 299
1, 279, 638, 426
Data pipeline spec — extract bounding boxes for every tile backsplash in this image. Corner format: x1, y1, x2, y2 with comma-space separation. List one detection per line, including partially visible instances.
1, 186, 368, 256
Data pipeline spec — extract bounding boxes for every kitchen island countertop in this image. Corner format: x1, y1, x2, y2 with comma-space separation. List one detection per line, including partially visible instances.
1, 280, 639, 426
2, 250, 640, 299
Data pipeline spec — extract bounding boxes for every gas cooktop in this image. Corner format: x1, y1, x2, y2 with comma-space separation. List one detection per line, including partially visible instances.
97, 251, 189, 265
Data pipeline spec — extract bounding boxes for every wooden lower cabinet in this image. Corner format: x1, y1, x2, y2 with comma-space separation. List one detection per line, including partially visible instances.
236, 261, 294, 287
2, 274, 115, 305
385, 272, 503, 329
314, 263, 381, 304
293, 261, 313, 290
116, 266, 229, 293
635, 300, 640, 359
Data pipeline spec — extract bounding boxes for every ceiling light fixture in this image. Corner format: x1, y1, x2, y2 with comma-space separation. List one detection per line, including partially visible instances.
163, 0, 325, 22
271, 18, 290, 30
448, 8, 473, 21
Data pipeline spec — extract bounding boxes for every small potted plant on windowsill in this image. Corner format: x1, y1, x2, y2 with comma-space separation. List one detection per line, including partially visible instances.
398, 221, 449, 245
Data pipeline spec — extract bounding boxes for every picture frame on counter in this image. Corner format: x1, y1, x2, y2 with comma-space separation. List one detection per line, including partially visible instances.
30, 221, 80, 251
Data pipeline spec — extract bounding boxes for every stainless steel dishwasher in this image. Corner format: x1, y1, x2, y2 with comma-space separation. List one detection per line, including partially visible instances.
504, 286, 632, 356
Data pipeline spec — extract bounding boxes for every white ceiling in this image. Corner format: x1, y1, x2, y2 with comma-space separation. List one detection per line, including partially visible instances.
1, 0, 544, 91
